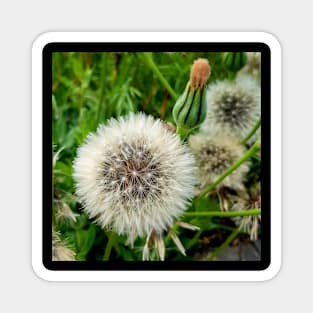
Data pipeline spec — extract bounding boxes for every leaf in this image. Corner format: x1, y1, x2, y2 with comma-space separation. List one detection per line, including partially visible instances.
75, 224, 97, 260
193, 196, 220, 212
187, 197, 221, 230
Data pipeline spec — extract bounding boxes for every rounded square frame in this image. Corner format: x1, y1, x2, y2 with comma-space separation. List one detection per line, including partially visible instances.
32, 31, 281, 282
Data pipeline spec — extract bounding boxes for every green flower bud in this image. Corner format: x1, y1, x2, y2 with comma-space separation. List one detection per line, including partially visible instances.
173, 82, 207, 130
173, 59, 210, 134
223, 52, 247, 78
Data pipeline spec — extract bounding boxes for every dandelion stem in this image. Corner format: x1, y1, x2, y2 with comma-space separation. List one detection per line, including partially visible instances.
207, 227, 241, 261
176, 126, 190, 141
103, 232, 116, 261
197, 136, 261, 199
185, 229, 203, 250
240, 118, 261, 145
184, 208, 261, 218
142, 53, 178, 100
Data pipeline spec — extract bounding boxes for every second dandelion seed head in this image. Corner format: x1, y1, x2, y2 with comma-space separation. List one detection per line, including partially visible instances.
202, 76, 260, 140
189, 134, 249, 191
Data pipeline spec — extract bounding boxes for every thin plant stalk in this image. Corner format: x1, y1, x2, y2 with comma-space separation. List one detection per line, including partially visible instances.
142, 53, 178, 101
240, 118, 261, 145
184, 208, 261, 218
185, 229, 203, 250
96, 53, 108, 125
207, 227, 241, 261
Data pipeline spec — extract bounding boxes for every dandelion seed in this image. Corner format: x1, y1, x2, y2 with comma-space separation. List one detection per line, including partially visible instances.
176, 221, 200, 231
170, 232, 186, 256
154, 232, 166, 261
73, 113, 196, 247
142, 231, 152, 261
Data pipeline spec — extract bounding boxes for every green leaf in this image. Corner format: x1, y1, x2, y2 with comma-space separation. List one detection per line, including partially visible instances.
75, 224, 97, 260
193, 196, 220, 212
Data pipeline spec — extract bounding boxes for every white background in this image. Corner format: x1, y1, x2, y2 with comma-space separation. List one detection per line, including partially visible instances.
0, 0, 310, 312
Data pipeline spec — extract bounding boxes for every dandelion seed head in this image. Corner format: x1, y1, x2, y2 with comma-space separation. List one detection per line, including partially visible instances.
201, 76, 260, 139
73, 113, 196, 244
189, 133, 249, 190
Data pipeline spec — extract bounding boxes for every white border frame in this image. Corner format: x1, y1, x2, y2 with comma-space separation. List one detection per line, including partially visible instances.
32, 32, 281, 282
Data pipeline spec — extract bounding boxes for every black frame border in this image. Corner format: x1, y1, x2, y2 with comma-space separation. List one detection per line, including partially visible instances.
43, 42, 271, 271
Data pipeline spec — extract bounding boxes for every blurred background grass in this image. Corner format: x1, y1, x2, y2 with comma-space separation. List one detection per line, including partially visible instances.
52, 51, 259, 261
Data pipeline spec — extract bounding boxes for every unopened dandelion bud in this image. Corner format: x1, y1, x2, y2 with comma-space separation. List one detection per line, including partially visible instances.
190, 58, 211, 88
173, 59, 211, 132
223, 52, 247, 78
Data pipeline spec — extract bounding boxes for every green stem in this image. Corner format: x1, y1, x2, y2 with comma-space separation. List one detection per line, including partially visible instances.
142, 53, 178, 100
176, 126, 190, 141
240, 118, 261, 145
197, 137, 261, 199
184, 208, 261, 218
207, 227, 241, 261
185, 229, 203, 250
103, 232, 116, 261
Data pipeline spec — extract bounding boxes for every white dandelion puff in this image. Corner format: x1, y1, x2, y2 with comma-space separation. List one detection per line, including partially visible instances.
189, 133, 249, 191
201, 76, 260, 140
73, 112, 196, 246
